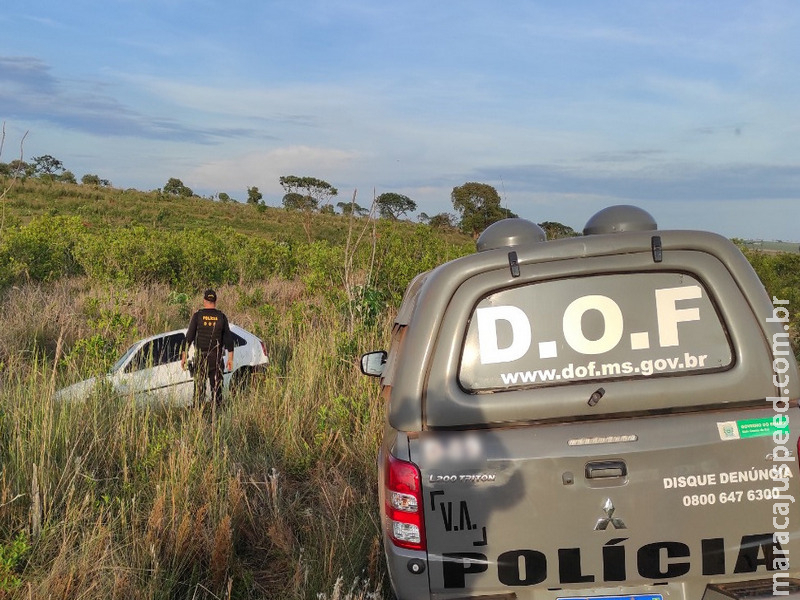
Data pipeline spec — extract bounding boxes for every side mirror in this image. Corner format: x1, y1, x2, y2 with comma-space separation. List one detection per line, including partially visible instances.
360, 351, 387, 377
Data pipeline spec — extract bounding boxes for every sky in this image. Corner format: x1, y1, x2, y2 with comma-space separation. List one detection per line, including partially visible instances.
1, 0, 799, 241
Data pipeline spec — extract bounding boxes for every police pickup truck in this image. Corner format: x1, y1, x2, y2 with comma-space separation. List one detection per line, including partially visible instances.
361, 205, 800, 600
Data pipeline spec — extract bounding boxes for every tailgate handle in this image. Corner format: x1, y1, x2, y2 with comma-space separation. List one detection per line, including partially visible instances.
585, 460, 627, 479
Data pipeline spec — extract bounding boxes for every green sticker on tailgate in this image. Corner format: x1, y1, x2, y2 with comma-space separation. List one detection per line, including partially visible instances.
717, 417, 784, 440
737, 417, 781, 438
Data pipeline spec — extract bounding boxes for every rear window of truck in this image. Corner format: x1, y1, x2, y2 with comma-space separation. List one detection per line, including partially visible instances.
459, 272, 732, 391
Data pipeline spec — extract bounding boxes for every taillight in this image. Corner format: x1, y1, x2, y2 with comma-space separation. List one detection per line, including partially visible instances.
384, 452, 426, 551
260, 340, 267, 357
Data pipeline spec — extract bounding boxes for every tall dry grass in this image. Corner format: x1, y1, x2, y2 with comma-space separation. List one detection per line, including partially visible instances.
0, 278, 391, 599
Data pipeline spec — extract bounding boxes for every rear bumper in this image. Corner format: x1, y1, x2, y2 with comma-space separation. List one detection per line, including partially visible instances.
385, 541, 432, 599
387, 573, 800, 600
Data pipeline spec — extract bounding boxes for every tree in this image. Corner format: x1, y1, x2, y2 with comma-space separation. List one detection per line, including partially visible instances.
163, 177, 193, 197
279, 176, 338, 209
7, 160, 32, 178
337, 201, 368, 216
218, 192, 231, 203
31, 155, 64, 176
282, 192, 316, 211
375, 192, 417, 220
81, 173, 111, 187
58, 170, 77, 184
538, 221, 579, 239
246, 186, 263, 205
279, 175, 338, 242
451, 182, 517, 238
428, 212, 456, 229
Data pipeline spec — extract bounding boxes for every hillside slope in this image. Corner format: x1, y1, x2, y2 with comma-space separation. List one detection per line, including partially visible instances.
1, 178, 472, 247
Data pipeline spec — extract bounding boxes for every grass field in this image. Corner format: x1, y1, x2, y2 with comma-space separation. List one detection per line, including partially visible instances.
1, 278, 392, 599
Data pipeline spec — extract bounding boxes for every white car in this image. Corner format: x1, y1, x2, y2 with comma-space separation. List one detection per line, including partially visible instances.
56, 324, 268, 405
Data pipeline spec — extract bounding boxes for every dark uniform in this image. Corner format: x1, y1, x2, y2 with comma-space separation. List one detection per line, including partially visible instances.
185, 299, 233, 407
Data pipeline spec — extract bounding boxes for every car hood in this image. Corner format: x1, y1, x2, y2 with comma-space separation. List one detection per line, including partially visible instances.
54, 376, 103, 402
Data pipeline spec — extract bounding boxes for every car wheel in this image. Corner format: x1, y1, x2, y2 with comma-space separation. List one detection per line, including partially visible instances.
229, 368, 253, 396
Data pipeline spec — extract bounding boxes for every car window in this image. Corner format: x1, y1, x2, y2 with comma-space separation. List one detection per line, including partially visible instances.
459, 272, 732, 391
162, 333, 186, 363
231, 332, 247, 348
125, 333, 186, 373
126, 342, 153, 372
112, 343, 139, 373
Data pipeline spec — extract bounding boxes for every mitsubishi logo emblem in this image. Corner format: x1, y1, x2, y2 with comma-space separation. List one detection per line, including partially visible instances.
594, 498, 627, 530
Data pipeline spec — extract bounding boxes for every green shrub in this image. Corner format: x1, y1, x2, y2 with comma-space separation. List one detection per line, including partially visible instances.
74, 226, 182, 285
0, 216, 84, 286
369, 221, 472, 305
744, 249, 800, 357
0, 532, 29, 592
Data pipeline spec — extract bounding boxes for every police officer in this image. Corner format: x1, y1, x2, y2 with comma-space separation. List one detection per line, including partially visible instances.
181, 289, 234, 407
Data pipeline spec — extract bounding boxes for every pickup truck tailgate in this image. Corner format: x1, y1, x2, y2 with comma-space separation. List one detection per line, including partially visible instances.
416, 407, 798, 599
